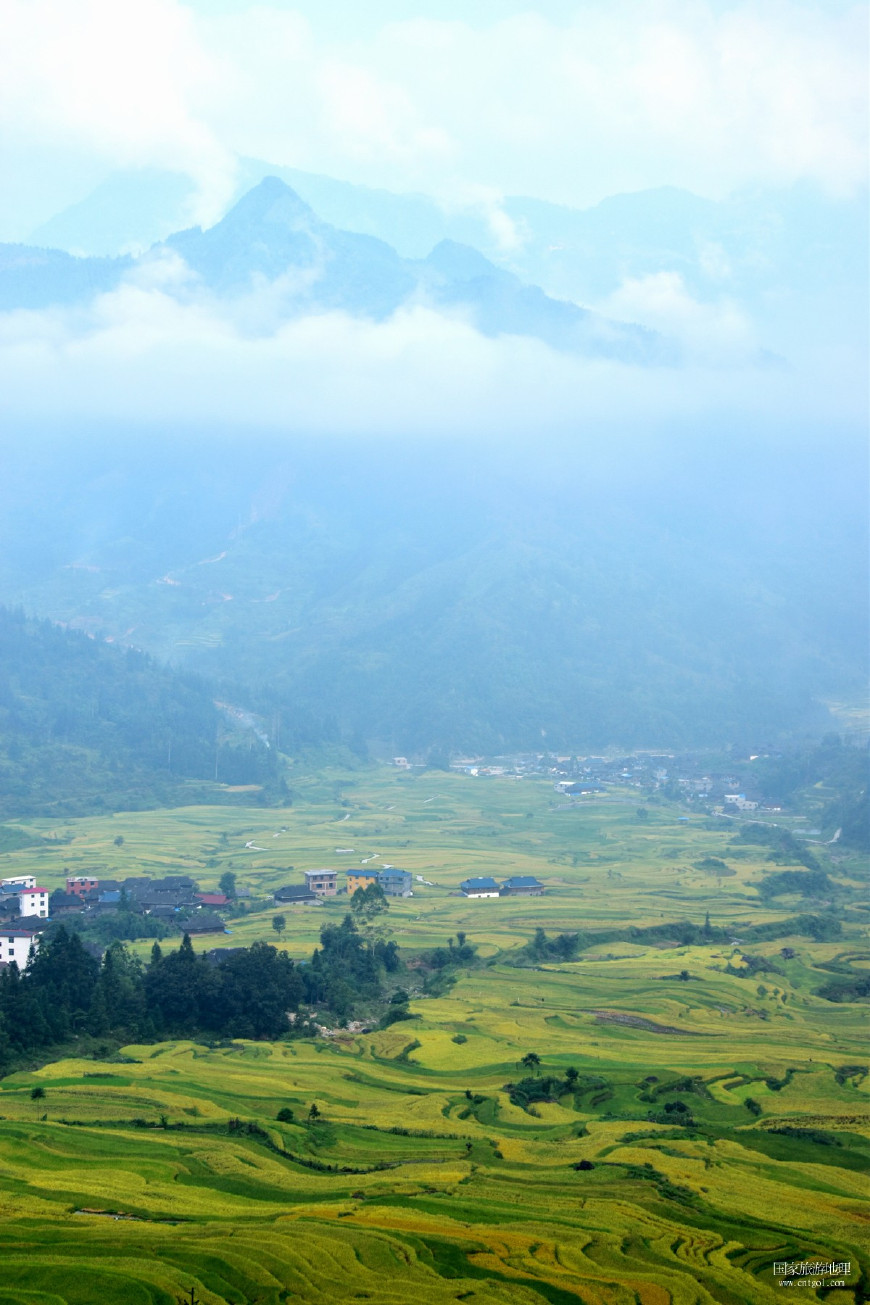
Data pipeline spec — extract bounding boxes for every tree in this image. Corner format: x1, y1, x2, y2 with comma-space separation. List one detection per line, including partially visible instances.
565, 1066, 579, 1087
521, 1052, 541, 1075
219, 871, 237, 900
272, 914, 286, 938
307, 1102, 320, 1123
113, 835, 124, 847
351, 882, 388, 919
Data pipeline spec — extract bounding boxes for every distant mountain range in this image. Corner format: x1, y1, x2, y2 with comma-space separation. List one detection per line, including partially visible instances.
0, 177, 666, 363
24, 158, 869, 359
0, 166, 865, 758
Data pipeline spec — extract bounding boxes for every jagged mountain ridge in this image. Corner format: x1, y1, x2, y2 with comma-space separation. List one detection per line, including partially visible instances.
0, 177, 666, 361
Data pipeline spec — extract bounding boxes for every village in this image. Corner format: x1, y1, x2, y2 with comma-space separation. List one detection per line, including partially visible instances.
400, 749, 782, 812
0, 853, 551, 973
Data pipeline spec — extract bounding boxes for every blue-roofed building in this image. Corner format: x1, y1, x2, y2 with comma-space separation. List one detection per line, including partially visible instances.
500, 876, 544, 896
460, 877, 500, 898
377, 868, 413, 897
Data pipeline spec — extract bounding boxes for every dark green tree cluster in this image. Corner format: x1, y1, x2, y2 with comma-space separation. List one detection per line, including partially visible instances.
0, 915, 409, 1067
305, 915, 400, 1020
506, 1063, 580, 1110
528, 928, 580, 962
350, 882, 388, 919
419, 932, 477, 970
0, 928, 307, 1064
733, 824, 821, 871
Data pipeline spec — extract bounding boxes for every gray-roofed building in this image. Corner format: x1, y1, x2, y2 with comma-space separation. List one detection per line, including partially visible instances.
378, 868, 413, 897
49, 890, 85, 915
179, 912, 227, 935
274, 885, 320, 906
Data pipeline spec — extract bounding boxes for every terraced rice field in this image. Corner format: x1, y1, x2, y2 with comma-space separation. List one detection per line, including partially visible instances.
0, 768, 867, 1302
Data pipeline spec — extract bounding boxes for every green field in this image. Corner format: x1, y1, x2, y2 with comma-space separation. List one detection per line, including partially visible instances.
0, 768, 867, 1303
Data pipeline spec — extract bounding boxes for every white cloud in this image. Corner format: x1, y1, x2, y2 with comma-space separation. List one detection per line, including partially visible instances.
0, 0, 237, 223
0, 275, 860, 440
0, 0, 865, 234
598, 273, 757, 364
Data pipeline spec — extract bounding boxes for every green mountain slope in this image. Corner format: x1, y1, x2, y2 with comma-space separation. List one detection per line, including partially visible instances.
0, 607, 283, 818
0, 437, 864, 755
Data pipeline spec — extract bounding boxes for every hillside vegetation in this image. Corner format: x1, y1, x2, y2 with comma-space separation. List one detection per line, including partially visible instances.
0, 435, 865, 755
0, 606, 284, 817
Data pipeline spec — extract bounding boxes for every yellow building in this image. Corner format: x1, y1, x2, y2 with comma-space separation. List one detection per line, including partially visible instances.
345, 869, 380, 896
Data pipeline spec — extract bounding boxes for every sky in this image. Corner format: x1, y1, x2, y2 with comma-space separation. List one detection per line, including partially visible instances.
0, 0, 866, 443
1, 0, 866, 231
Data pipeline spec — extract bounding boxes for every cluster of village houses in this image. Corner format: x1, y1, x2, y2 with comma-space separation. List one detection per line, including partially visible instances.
395, 751, 773, 810
272, 868, 545, 903
0, 861, 545, 969
0, 872, 233, 967
273, 866, 413, 904
458, 875, 544, 898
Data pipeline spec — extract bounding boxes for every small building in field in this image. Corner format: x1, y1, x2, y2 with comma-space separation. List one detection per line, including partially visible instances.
67, 875, 98, 898
346, 869, 380, 896
460, 877, 501, 898
0, 930, 38, 968
274, 885, 320, 906
378, 868, 413, 898
501, 876, 544, 896
19, 887, 49, 918
304, 869, 338, 897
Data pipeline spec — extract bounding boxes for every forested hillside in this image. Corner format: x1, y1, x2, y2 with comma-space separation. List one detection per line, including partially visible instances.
0, 608, 286, 817
0, 435, 864, 756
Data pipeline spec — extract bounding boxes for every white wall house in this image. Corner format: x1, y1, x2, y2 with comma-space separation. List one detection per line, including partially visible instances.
19, 887, 49, 918
1, 875, 36, 890
724, 794, 758, 812
0, 931, 38, 968
460, 877, 501, 898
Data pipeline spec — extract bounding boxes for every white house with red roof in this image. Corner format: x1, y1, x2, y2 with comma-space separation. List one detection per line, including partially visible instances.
19, 887, 50, 918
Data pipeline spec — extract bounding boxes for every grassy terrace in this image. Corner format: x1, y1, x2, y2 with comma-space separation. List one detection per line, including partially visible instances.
0, 767, 867, 1303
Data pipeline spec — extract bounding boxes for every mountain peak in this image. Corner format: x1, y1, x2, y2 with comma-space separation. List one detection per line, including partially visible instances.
220, 175, 316, 228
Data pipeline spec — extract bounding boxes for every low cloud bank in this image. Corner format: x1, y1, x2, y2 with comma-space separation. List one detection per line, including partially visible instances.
0, 268, 863, 441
